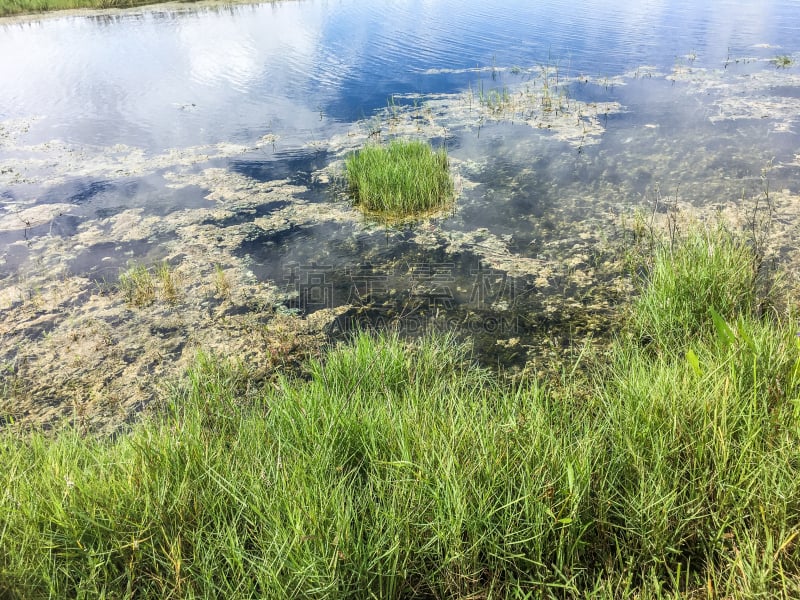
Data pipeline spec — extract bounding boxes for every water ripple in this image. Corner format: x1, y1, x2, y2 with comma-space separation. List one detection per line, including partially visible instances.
0, 0, 797, 148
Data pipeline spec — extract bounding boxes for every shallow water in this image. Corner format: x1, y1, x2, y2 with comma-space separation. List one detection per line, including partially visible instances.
1, 0, 800, 427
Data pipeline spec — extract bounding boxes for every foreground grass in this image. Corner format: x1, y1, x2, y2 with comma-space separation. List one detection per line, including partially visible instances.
2, 223, 800, 598
346, 140, 454, 218
629, 222, 765, 351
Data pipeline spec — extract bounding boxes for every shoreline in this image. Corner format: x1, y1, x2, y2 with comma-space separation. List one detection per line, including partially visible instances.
0, 0, 274, 22
3, 221, 800, 597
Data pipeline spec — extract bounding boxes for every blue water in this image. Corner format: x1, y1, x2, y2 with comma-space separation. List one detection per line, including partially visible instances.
1, 0, 798, 148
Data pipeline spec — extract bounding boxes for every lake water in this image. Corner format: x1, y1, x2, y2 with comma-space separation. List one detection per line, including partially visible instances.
1, 0, 799, 427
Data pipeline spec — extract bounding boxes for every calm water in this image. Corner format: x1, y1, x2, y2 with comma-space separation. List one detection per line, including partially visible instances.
1, 0, 800, 358
1, 0, 799, 146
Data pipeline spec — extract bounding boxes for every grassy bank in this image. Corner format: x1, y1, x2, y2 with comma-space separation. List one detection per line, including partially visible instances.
2, 222, 800, 598
0, 0, 180, 17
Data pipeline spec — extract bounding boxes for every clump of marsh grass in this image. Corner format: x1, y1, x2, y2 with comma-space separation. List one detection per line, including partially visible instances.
772, 55, 795, 68
586, 307, 800, 595
156, 261, 180, 304
627, 221, 764, 351
118, 262, 156, 307
213, 264, 231, 300
118, 261, 181, 307
345, 139, 454, 217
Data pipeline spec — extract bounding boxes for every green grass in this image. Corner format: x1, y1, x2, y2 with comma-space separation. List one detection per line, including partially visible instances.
118, 261, 180, 307
2, 223, 800, 598
345, 139, 454, 218
772, 55, 795, 69
0, 0, 178, 16
628, 222, 763, 351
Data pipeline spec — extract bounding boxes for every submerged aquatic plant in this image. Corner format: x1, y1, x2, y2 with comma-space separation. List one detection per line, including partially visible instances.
118, 262, 156, 307
772, 55, 795, 68
345, 139, 454, 217
118, 261, 181, 307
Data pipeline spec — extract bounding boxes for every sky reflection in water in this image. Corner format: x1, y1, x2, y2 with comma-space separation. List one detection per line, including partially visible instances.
1, 0, 798, 146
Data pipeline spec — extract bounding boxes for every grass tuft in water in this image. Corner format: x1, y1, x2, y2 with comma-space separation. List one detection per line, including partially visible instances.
156, 261, 180, 304
345, 139, 454, 217
118, 261, 180, 307
118, 262, 156, 307
213, 264, 231, 300
772, 55, 795, 68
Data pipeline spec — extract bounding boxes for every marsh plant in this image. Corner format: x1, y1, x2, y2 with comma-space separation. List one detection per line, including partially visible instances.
118, 262, 156, 307
118, 261, 180, 307
772, 54, 795, 68
628, 222, 763, 350
156, 261, 180, 305
466, 61, 573, 126
345, 139, 454, 217
213, 264, 232, 300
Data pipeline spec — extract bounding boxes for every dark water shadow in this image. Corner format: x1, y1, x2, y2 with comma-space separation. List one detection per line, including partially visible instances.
68, 235, 177, 282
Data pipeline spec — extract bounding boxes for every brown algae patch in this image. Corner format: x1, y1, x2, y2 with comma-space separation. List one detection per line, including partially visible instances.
0, 117, 39, 149
0, 169, 353, 433
0, 261, 349, 433
0, 203, 74, 232
0, 133, 276, 189
322, 89, 622, 153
